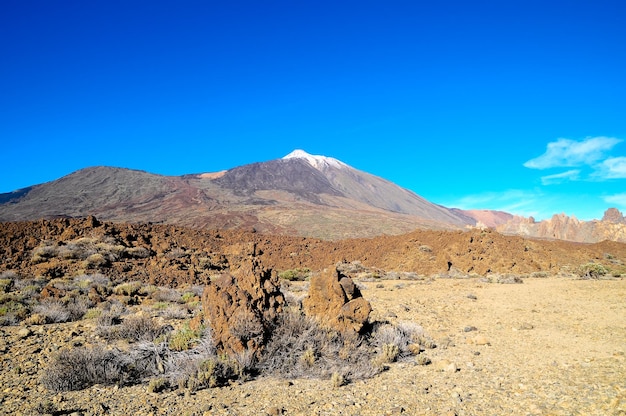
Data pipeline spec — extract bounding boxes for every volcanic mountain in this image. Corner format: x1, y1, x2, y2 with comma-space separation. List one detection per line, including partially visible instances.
0, 150, 475, 239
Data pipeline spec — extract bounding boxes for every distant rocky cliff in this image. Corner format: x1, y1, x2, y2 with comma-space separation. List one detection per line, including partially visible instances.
496, 208, 626, 243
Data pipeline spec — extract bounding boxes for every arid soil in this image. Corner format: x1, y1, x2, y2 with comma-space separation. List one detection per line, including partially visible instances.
0, 217, 625, 415
0, 276, 624, 415
1, 217, 625, 287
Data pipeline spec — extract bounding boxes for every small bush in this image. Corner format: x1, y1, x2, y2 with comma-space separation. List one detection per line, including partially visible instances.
331, 372, 345, 388
169, 324, 202, 351
380, 343, 399, 363
83, 308, 102, 320
83, 253, 109, 269
195, 355, 242, 388
41, 346, 131, 391
300, 347, 317, 367
278, 268, 311, 281
31, 245, 59, 263
126, 246, 151, 259
114, 281, 143, 297
370, 321, 429, 361
98, 314, 167, 342
257, 309, 379, 382
415, 354, 432, 365
32, 299, 71, 323
151, 288, 182, 303
0, 278, 13, 293
577, 263, 608, 279
147, 377, 169, 393
160, 304, 190, 320
96, 303, 125, 327
41, 342, 165, 392
0, 298, 28, 326
181, 292, 196, 303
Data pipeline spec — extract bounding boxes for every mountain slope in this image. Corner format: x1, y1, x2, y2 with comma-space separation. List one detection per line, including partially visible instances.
0, 151, 474, 239
282, 150, 473, 226
2, 150, 623, 242
0, 167, 174, 221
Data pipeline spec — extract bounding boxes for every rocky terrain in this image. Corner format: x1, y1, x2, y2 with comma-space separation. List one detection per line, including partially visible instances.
0, 270, 624, 415
2, 217, 625, 288
497, 208, 626, 244
0, 217, 625, 415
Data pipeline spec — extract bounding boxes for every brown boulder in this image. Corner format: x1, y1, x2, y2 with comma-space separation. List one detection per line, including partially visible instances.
303, 266, 371, 333
201, 257, 284, 355
39, 285, 66, 300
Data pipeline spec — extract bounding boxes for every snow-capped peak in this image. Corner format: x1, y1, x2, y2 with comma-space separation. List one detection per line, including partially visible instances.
283, 149, 347, 171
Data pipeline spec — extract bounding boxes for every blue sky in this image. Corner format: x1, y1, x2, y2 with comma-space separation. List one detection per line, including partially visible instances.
1, 0, 625, 221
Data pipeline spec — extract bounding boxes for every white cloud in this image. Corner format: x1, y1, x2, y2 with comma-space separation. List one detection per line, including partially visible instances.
449, 189, 549, 218
604, 193, 626, 207
540, 169, 580, 185
447, 189, 605, 221
595, 157, 626, 179
524, 136, 622, 169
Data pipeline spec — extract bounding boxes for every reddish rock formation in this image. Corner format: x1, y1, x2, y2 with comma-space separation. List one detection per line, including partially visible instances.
1, 217, 625, 288
201, 258, 284, 355
302, 266, 372, 334
603, 208, 626, 224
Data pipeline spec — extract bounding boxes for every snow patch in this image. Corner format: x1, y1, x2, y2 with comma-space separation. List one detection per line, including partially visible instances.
283, 149, 347, 171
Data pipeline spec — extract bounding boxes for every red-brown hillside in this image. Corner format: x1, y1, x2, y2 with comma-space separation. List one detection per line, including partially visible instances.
1, 217, 624, 287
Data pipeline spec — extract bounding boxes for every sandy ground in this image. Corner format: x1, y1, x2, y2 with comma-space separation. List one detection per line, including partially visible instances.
1, 276, 625, 415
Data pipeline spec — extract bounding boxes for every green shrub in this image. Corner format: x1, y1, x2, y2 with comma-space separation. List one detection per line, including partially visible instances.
0, 278, 13, 292
169, 323, 202, 351
181, 292, 196, 303
147, 377, 169, 393
577, 263, 608, 279
0, 298, 28, 325
278, 268, 311, 281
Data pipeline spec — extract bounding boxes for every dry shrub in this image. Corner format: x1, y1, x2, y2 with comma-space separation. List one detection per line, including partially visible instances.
126, 246, 151, 259
151, 288, 182, 303
41, 342, 168, 392
113, 281, 143, 297
41, 346, 133, 391
162, 330, 249, 390
257, 308, 378, 382
32, 299, 71, 323
97, 314, 167, 342
31, 244, 59, 263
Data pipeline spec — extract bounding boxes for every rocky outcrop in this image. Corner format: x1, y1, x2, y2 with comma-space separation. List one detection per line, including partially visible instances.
302, 266, 372, 334
603, 208, 626, 224
496, 209, 626, 243
201, 258, 284, 355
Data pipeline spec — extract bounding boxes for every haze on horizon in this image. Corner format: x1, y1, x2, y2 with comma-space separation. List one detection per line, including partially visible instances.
1, 1, 624, 221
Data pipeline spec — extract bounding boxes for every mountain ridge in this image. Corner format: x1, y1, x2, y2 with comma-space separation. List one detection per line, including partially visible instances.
1, 150, 625, 242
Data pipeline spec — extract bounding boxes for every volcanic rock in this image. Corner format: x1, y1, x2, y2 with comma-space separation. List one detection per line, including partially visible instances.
302, 266, 372, 333
201, 257, 284, 355
603, 208, 626, 224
